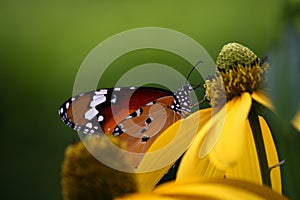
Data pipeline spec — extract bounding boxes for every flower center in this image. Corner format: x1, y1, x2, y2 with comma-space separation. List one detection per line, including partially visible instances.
204, 43, 269, 106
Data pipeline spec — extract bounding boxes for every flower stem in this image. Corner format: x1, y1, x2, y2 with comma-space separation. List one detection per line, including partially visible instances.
248, 105, 272, 187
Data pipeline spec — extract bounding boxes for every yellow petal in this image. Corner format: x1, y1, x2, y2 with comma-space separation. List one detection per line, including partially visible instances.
176, 154, 225, 181
115, 193, 174, 200
135, 166, 173, 192
226, 117, 281, 193
176, 108, 226, 181
252, 90, 274, 111
259, 116, 282, 193
225, 120, 262, 185
159, 179, 284, 200
135, 109, 210, 191
203, 92, 252, 170
117, 178, 286, 200
292, 106, 300, 132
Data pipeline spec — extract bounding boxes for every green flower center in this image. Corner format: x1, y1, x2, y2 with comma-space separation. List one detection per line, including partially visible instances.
205, 43, 269, 106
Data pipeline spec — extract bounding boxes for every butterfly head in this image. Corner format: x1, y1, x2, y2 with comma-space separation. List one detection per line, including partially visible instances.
172, 83, 193, 115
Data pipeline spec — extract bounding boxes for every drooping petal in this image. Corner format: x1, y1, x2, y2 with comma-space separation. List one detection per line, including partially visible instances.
136, 108, 211, 191
177, 93, 252, 178
203, 92, 252, 170
252, 90, 274, 111
225, 119, 261, 185
259, 116, 282, 193
226, 117, 281, 193
176, 153, 225, 181
176, 108, 225, 180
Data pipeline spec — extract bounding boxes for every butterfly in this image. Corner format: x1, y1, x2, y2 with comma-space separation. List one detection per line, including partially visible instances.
58, 66, 204, 157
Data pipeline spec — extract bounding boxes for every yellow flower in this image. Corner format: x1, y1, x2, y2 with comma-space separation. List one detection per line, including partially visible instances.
175, 43, 281, 193
116, 178, 286, 200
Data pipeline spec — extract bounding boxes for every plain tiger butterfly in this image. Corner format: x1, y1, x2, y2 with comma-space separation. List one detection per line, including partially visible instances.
58, 65, 204, 160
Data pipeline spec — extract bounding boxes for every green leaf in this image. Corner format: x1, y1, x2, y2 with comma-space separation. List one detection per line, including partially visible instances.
268, 22, 300, 123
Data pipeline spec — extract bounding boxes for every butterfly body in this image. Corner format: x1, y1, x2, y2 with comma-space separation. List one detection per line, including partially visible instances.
58, 84, 193, 154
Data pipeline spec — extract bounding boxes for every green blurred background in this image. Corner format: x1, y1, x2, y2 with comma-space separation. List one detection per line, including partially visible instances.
0, 0, 299, 199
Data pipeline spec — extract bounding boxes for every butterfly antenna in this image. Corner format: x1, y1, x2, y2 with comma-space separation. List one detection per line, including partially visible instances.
186, 60, 203, 83
192, 95, 207, 107
192, 83, 204, 90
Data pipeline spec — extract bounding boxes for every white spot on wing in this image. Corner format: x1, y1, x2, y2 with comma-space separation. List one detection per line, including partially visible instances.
110, 94, 117, 103
146, 102, 154, 106
136, 109, 141, 116
85, 122, 93, 129
85, 108, 99, 120
93, 94, 103, 100
95, 89, 107, 95
98, 115, 104, 122
114, 87, 121, 91
111, 98, 116, 103
65, 102, 70, 109
90, 95, 106, 107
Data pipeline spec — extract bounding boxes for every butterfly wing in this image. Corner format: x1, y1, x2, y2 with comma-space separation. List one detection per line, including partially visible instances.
58, 87, 175, 134
59, 85, 194, 167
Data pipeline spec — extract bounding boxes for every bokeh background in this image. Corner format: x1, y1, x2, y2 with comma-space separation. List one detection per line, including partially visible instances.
1, 0, 299, 200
